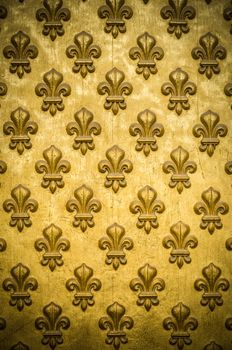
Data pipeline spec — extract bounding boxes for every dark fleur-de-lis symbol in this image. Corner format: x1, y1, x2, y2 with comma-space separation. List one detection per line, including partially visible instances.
66, 107, 101, 155
194, 263, 230, 311
194, 187, 229, 234
161, 68, 196, 115
35, 224, 70, 272
35, 145, 71, 193
3, 263, 38, 311
224, 1, 232, 34
193, 110, 228, 157
129, 109, 164, 156
163, 221, 198, 269
10, 342, 30, 350
226, 235, 232, 251
35, 302, 70, 350
66, 31, 101, 78
225, 161, 232, 176
3, 31, 38, 78
130, 263, 165, 311
203, 341, 223, 350
163, 146, 197, 194
0, 5, 7, 31
3, 107, 38, 155
99, 223, 133, 270
98, 0, 133, 39
3, 184, 38, 232
130, 185, 165, 234
192, 32, 227, 79
66, 184, 102, 232
224, 82, 232, 109
36, 0, 71, 41
98, 145, 133, 193
0, 317, 6, 331
97, 67, 132, 115
0, 81, 7, 106
35, 68, 71, 116
129, 32, 164, 80
226, 317, 232, 331
0, 160, 7, 177
99, 302, 134, 350
163, 302, 198, 350
160, 0, 196, 39
66, 263, 101, 311
0, 237, 7, 253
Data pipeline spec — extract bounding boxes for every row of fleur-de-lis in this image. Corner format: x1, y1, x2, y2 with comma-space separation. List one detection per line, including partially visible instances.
0, 29, 232, 114
0, 259, 231, 349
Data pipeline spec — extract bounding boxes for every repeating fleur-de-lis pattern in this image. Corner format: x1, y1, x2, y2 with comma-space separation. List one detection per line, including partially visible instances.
0, 0, 232, 349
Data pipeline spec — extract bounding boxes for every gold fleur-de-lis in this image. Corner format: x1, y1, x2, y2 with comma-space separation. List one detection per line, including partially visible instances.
224, 82, 232, 109
66, 31, 101, 78
163, 146, 197, 193
97, 67, 132, 115
130, 185, 165, 234
0, 160, 7, 176
3, 263, 38, 311
99, 302, 134, 350
3, 107, 38, 155
129, 109, 164, 156
10, 342, 30, 350
129, 32, 164, 80
66, 263, 101, 311
98, 0, 133, 39
223, 1, 232, 34
35, 68, 71, 116
226, 236, 232, 251
3, 31, 38, 78
163, 302, 198, 350
203, 341, 223, 350
161, 68, 196, 115
35, 302, 70, 350
36, 0, 71, 41
194, 187, 229, 234
0, 81, 7, 106
192, 32, 227, 79
130, 263, 165, 311
194, 263, 230, 311
3, 184, 38, 232
225, 161, 232, 175
66, 107, 101, 155
193, 110, 228, 157
35, 224, 70, 271
99, 223, 133, 270
160, 0, 196, 39
0, 317, 6, 331
98, 145, 133, 193
0, 237, 6, 253
163, 221, 198, 269
35, 145, 71, 193
66, 184, 102, 232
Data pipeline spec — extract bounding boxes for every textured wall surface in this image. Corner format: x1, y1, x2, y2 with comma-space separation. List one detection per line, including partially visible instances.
0, 0, 232, 349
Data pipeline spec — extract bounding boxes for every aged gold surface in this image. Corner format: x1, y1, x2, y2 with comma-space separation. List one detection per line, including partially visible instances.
0, 0, 232, 349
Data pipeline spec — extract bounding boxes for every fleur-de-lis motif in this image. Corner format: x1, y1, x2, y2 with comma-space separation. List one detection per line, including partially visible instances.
0, 237, 7, 252
3, 184, 38, 232
98, 145, 133, 193
129, 32, 164, 80
99, 302, 134, 350
193, 110, 228, 157
204, 341, 223, 350
224, 1, 232, 34
66, 107, 101, 155
3, 107, 38, 155
194, 263, 230, 311
130, 263, 165, 311
163, 221, 198, 269
66, 31, 101, 78
163, 146, 197, 193
35, 302, 70, 350
226, 317, 232, 331
161, 68, 196, 115
35, 224, 70, 271
129, 109, 164, 156
160, 0, 196, 39
130, 185, 165, 234
10, 341, 30, 350
97, 67, 132, 115
0, 81, 7, 106
163, 302, 198, 350
35, 69, 71, 116
36, 0, 71, 41
224, 82, 232, 109
226, 236, 232, 251
0, 317, 6, 330
3, 263, 38, 311
225, 161, 232, 176
0, 6, 7, 31
66, 263, 101, 311
66, 185, 102, 232
35, 145, 71, 193
194, 187, 229, 234
3, 31, 38, 78
0, 160, 7, 176
192, 32, 227, 79
98, 0, 133, 39
99, 223, 133, 270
